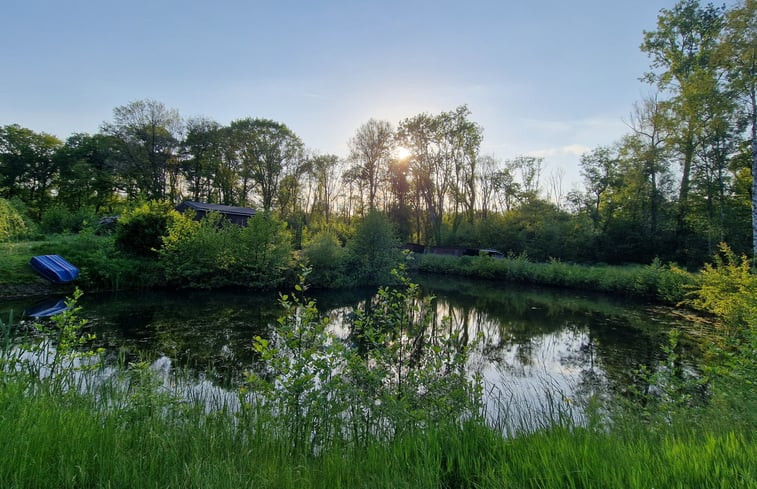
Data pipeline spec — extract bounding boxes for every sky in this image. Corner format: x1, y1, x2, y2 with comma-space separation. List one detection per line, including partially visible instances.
1, 0, 683, 190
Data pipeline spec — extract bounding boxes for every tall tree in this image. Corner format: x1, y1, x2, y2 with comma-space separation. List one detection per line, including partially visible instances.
307, 154, 342, 223
508, 155, 544, 204
0, 124, 62, 217
54, 133, 118, 213
396, 106, 482, 244
181, 117, 223, 203
229, 118, 304, 211
476, 155, 500, 218
348, 119, 394, 211
580, 146, 620, 223
444, 105, 483, 224
641, 0, 726, 240
102, 99, 183, 200
626, 95, 672, 235
720, 0, 756, 258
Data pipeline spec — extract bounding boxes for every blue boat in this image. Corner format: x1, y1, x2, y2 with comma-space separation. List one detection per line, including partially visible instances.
25, 297, 68, 318
29, 255, 79, 284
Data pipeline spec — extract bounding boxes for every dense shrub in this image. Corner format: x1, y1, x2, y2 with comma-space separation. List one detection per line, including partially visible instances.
159, 212, 293, 289
345, 211, 402, 286
302, 231, 347, 288
40, 206, 96, 234
115, 201, 175, 257
0, 197, 26, 242
472, 203, 597, 262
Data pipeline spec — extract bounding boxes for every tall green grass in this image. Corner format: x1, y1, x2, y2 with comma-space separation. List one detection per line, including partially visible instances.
0, 374, 753, 489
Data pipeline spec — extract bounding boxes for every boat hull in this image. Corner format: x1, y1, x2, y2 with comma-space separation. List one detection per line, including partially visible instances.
29, 255, 79, 284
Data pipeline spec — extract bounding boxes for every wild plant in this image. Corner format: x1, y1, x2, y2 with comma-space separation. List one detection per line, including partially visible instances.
629, 328, 708, 424
347, 266, 482, 440
244, 265, 482, 454
243, 268, 348, 454
30, 288, 105, 376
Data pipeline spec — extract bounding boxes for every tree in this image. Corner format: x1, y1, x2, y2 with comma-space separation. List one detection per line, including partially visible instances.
345, 211, 401, 285
348, 119, 394, 211
508, 155, 543, 204
626, 95, 672, 236
102, 99, 183, 200
0, 124, 62, 217
54, 133, 119, 213
720, 0, 756, 259
444, 105, 483, 223
307, 154, 342, 223
181, 117, 224, 203
396, 106, 482, 244
228, 118, 304, 211
641, 0, 727, 240
580, 146, 620, 222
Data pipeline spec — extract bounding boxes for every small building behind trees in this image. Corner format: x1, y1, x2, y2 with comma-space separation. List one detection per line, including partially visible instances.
176, 201, 257, 226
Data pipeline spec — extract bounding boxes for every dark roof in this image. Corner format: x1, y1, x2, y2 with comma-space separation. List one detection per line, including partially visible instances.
177, 201, 257, 217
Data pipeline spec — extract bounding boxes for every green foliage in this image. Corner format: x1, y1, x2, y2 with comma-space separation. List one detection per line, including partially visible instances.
414, 253, 692, 302
302, 231, 347, 288
246, 270, 347, 453
345, 211, 402, 285
159, 211, 293, 289
39, 205, 96, 234
687, 243, 757, 330
684, 243, 757, 426
246, 266, 481, 454
28, 289, 105, 375
29, 232, 157, 291
0, 197, 26, 242
346, 267, 481, 437
629, 329, 708, 424
114, 201, 176, 257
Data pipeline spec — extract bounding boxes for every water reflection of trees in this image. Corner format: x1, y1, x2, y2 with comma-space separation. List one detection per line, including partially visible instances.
417, 276, 690, 405
56, 276, 703, 399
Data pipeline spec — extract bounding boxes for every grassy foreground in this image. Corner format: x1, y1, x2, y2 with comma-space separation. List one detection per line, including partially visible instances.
1, 374, 754, 489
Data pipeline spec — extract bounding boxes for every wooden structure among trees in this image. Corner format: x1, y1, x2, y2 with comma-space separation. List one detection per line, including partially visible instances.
176, 201, 257, 226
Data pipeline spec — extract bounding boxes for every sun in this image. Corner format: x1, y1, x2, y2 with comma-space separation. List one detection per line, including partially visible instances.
395, 146, 412, 160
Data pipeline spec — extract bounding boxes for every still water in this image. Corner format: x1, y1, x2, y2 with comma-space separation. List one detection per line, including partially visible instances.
2, 275, 706, 420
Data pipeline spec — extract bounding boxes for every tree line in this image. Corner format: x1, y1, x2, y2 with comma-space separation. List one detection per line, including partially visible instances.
1, 0, 754, 266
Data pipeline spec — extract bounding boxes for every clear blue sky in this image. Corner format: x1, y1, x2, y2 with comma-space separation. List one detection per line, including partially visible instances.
1, 0, 682, 188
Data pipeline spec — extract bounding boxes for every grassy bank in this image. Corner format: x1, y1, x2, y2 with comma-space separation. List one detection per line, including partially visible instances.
414, 253, 694, 303
0, 234, 156, 297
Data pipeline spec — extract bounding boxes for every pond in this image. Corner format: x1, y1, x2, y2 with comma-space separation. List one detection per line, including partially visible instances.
1, 274, 707, 424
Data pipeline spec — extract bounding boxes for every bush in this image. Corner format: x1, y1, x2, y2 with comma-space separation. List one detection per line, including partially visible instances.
302, 231, 347, 288
40, 206, 96, 234
115, 201, 175, 257
0, 197, 27, 242
345, 211, 402, 286
159, 211, 293, 289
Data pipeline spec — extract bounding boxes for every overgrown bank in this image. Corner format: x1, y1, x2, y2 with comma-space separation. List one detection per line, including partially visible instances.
413, 253, 694, 303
